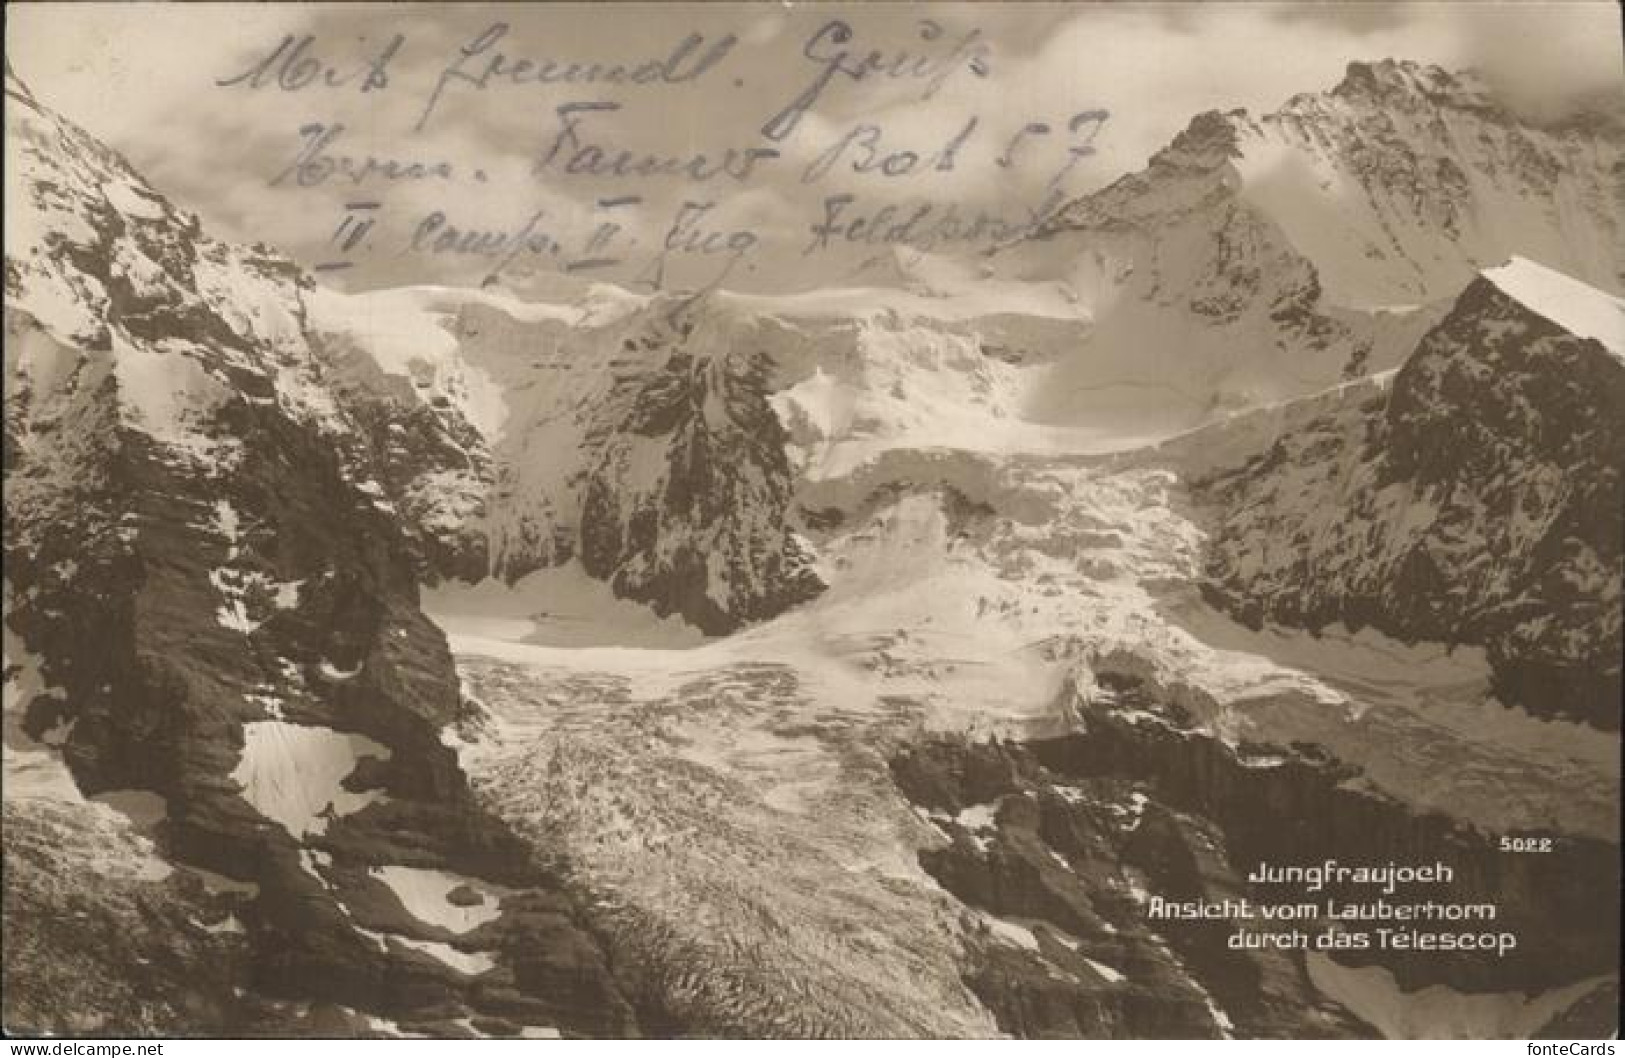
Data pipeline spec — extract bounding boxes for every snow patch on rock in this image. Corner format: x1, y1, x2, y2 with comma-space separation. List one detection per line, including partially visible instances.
230, 722, 391, 838
370, 866, 500, 934
1307, 954, 1607, 1039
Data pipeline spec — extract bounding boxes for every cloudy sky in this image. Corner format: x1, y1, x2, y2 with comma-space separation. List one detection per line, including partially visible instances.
10, 1, 1623, 293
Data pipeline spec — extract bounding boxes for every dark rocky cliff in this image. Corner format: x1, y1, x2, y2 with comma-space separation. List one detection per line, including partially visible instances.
1192, 265, 1623, 728
4, 70, 638, 1037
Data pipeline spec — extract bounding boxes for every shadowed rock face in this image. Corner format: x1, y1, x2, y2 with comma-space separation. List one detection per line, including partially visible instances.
1192, 272, 1624, 729
2, 796, 250, 1037
5, 341, 641, 1036
4, 75, 639, 1037
308, 294, 825, 635
1382, 277, 1625, 723
1037, 676, 1619, 995
890, 671, 1619, 1040
7, 62, 833, 1036
578, 317, 825, 634
889, 734, 1365, 1040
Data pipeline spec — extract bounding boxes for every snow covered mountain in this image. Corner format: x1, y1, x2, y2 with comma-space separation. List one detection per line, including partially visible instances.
5, 68, 634, 1037
305, 285, 825, 633
1183, 257, 1624, 728
5, 57, 1620, 1039
997, 60, 1624, 422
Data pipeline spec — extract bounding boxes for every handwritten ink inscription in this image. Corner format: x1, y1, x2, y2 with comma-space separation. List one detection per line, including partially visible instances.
214, 15, 1111, 290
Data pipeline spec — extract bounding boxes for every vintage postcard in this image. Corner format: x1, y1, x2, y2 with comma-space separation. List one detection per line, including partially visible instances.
4, 0, 1621, 1042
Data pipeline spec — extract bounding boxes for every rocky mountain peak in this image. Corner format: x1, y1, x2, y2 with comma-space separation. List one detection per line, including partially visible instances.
1194, 256, 1623, 729
1329, 58, 1496, 112
1004, 55, 1623, 420
1151, 108, 1248, 170
6, 80, 644, 1037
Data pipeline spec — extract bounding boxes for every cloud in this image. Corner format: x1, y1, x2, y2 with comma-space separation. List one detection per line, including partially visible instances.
9, 1, 1621, 293
1261, 1, 1421, 37
1441, 2, 1625, 122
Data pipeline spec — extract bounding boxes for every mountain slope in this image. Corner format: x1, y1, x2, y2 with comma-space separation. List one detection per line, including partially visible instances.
307, 286, 825, 634
1178, 257, 1623, 727
996, 60, 1624, 424
4, 68, 637, 1037
5, 57, 1621, 1040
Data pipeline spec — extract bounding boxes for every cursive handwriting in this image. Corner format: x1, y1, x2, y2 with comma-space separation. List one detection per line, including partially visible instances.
534, 102, 778, 183
416, 22, 737, 130
214, 13, 1114, 291
217, 33, 403, 93
762, 19, 990, 141
801, 118, 977, 183
272, 123, 457, 188
802, 189, 1069, 255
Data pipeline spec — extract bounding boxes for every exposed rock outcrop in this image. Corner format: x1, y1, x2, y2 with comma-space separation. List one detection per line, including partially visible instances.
4, 66, 638, 1037
1189, 260, 1624, 727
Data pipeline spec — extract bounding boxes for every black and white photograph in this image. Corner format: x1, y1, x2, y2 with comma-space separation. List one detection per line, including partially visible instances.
3, 0, 1622, 1042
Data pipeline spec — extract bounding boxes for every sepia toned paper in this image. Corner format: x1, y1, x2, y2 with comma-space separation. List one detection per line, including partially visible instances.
4, 1, 1622, 1041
